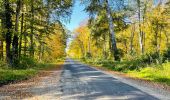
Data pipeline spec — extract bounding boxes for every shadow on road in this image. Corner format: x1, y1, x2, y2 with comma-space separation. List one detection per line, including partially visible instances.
59, 59, 159, 100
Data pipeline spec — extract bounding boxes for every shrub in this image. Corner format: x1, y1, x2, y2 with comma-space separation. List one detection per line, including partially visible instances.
163, 46, 170, 62
139, 52, 163, 64
86, 52, 92, 58
0, 60, 8, 68
18, 56, 37, 69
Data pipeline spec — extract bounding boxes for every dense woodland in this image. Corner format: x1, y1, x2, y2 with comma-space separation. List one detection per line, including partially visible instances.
0, 0, 73, 68
68, 0, 170, 64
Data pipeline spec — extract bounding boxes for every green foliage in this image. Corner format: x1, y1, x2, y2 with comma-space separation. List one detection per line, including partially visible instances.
139, 52, 163, 64
0, 60, 7, 68
18, 56, 37, 69
84, 52, 166, 72
0, 61, 62, 86
86, 52, 92, 58
128, 62, 170, 85
163, 46, 170, 61
84, 58, 170, 86
0, 69, 37, 86
0, 0, 72, 68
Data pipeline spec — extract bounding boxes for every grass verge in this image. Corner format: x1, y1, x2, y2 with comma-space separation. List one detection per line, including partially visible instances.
128, 62, 170, 85
0, 61, 64, 86
83, 59, 170, 86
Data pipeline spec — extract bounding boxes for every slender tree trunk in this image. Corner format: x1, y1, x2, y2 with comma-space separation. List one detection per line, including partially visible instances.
155, 22, 159, 52
39, 44, 42, 61
124, 40, 128, 54
0, 40, 3, 60
130, 24, 135, 54
137, 0, 144, 54
39, 43, 44, 61
4, 0, 13, 65
0, 18, 5, 60
19, 12, 24, 58
105, 0, 120, 61
78, 40, 85, 58
30, 0, 34, 57
109, 33, 112, 57
24, 18, 27, 56
142, 3, 147, 53
87, 33, 92, 58
12, 0, 22, 66
158, 26, 163, 53
103, 35, 107, 59
88, 34, 91, 54
164, 31, 169, 47
42, 44, 44, 60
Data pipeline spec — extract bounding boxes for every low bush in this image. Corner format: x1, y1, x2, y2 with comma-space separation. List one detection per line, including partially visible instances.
163, 46, 170, 62
0, 60, 8, 69
0, 69, 37, 86
18, 56, 37, 69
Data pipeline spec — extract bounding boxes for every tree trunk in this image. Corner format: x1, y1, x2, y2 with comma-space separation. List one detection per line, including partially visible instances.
0, 40, 3, 60
164, 31, 169, 47
4, 0, 13, 65
78, 39, 85, 58
158, 26, 163, 53
130, 24, 135, 54
137, 0, 144, 54
30, 0, 34, 57
155, 22, 159, 52
19, 12, 24, 58
24, 18, 27, 56
12, 0, 22, 66
88, 34, 91, 54
0, 17, 5, 60
103, 35, 107, 59
124, 39, 128, 54
105, 0, 120, 61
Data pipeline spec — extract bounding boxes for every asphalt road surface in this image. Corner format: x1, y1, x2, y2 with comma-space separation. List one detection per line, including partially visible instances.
59, 59, 170, 100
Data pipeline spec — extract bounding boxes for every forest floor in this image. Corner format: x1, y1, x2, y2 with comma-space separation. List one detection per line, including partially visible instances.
0, 63, 63, 100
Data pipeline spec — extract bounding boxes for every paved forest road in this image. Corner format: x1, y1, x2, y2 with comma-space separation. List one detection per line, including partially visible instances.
59, 59, 170, 100
1, 58, 169, 100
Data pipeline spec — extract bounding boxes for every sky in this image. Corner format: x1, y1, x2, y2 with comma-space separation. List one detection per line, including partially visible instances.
64, 1, 88, 32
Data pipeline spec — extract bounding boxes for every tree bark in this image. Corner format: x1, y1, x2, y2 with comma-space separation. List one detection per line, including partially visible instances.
4, 0, 13, 65
30, 0, 34, 57
0, 17, 5, 60
19, 12, 24, 58
0, 40, 3, 60
24, 18, 27, 56
137, 0, 144, 54
103, 35, 107, 59
130, 24, 135, 54
164, 31, 169, 47
12, 0, 22, 65
105, 0, 120, 61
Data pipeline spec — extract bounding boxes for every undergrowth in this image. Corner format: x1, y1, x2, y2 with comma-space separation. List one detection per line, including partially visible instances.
82, 49, 170, 86
0, 57, 64, 86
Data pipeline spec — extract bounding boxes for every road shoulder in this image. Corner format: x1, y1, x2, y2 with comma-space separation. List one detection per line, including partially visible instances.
82, 63, 170, 99
0, 64, 63, 100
